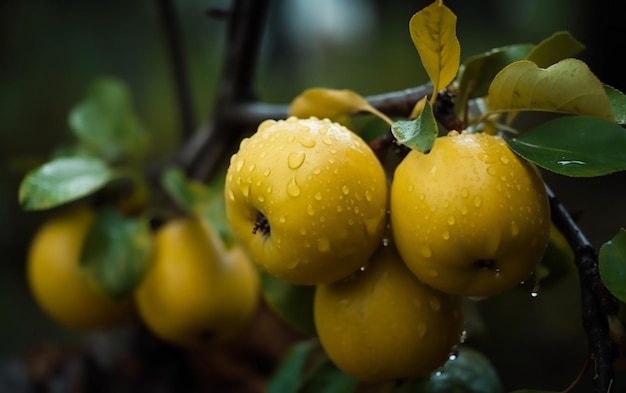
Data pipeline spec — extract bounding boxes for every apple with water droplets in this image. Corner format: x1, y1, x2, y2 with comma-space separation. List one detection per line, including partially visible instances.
390, 131, 551, 297
224, 116, 388, 285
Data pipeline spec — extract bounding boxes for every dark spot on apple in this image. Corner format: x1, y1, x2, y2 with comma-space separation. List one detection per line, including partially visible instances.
198, 329, 216, 342
474, 259, 499, 273
252, 211, 270, 236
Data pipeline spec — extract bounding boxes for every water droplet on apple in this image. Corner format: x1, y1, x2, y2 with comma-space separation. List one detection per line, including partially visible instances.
429, 297, 441, 311
307, 204, 315, 216
363, 217, 380, 236
322, 136, 333, 145
287, 177, 301, 197
263, 168, 271, 177
257, 195, 265, 202
419, 244, 432, 258
314, 192, 323, 201
287, 151, 306, 169
511, 221, 519, 236
241, 183, 250, 197
316, 237, 330, 252
382, 238, 390, 247
487, 166, 497, 176
342, 185, 350, 195
235, 158, 245, 173
279, 215, 286, 224
442, 231, 450, 240
447, 216, 456, 225
500, 156, 510, 165
313, 167, 321, 175
227, 189, 235, 201
473, 196, 482, 208
299, 137, 316, 148
460, 187, 469, 198
365, 190, 373, 202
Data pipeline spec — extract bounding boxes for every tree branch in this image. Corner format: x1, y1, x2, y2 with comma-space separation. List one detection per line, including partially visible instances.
547, 185, 618, 393
175, 0, 271, 181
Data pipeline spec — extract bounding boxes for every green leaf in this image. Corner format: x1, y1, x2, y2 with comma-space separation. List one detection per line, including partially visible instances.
81, 207, 152, 299
604, 84, 626, 125
488, 59, 615, 122
458, 44, 534, 103
391, 100, 438, 153
505, 115, 626, 177
599, 228, 626, 303
261, 271, 317, 336
19, 156, 114, 210
266, 339, 319, 393
190, 178, 236, 249
409, 1, 460, 94
69, 77, 150, 163
525, 31, 585, 68
299, 359, 358, 393
394, 346, 503, 393
161, 166, 196, 214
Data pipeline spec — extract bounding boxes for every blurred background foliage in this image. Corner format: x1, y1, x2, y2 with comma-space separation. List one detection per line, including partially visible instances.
1, 0, 626, 392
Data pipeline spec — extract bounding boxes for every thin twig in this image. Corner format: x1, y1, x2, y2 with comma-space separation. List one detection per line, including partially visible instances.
157, 0, 195, 139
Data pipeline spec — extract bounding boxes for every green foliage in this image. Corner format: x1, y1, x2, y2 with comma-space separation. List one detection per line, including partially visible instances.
68, 77, 150, 164
81, 207, 152, 299
394, 346, 503, 393
391, 100, 438, 153
19, 156, 116, 210
505, 116, 626, 177
261, 271, 317, 336
599, 228, 626, 303
266, 340, 358, 393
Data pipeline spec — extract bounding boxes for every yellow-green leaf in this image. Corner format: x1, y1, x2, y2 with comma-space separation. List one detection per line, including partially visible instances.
525, 31, 585, 68
488, 59, 614, 121
409, 1, 460, 96
288, 88, 392, 125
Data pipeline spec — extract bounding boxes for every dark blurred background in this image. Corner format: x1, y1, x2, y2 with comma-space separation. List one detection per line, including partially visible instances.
1, 0, 626, 392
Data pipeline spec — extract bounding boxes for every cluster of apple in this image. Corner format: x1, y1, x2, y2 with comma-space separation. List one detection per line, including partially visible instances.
224, 116, 551, 382
27, 204, 260, 347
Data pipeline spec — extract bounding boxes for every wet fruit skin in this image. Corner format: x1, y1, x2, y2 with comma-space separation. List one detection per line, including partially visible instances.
27, 204, 135, 331
224, 116, 388, 285
391, 131, 551, 298
135, 216, 259, 348
314, 242, 465, 382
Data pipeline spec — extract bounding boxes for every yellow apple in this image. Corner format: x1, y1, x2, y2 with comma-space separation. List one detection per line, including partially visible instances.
314, 241, 465, 382
135, 216, 260, 347
390, 131, 550, 297
224, 116, 388, 285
